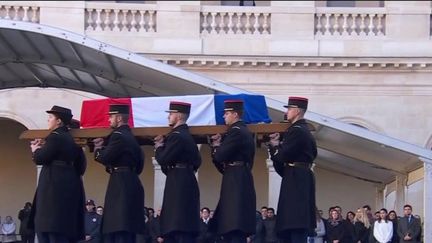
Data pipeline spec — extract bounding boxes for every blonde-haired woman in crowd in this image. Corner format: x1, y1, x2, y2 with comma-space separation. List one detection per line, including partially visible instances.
353, 208, 370, 243
371, 208, 393, 243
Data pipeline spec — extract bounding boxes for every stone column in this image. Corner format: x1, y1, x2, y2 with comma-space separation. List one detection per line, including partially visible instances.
266, 158, 281, 210
420, 157, 432, 243
395, 174, 408, 215
375, 184, 385, 211
152, 157, 166, 209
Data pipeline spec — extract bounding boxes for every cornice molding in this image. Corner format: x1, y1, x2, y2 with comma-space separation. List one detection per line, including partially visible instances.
143, 54, 432, 71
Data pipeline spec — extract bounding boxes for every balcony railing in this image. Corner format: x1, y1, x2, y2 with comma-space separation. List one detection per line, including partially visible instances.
315, 7, 386, 38
0, 4, 39, 23
200, 6, 271, 35
85, 3, 157, 33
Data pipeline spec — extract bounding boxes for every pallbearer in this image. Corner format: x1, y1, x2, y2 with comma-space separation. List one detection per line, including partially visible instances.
267, 97, 317, 243
93, 104, 145, 243
29, 105, 86, 243
153, 101, 202, 243
210, 99, 256, 243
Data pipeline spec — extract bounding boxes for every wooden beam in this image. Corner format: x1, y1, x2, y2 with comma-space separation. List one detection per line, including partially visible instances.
20, 123, 291, 140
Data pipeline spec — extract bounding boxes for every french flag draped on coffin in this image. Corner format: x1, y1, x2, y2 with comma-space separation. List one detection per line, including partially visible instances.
80, 94, 272, 128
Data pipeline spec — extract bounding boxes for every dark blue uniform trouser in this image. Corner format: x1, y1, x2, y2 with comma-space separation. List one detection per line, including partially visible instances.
104, 231, 136, 243
163, 231, 196, 243
278, 229, 308, 243
37, 233, 72, 243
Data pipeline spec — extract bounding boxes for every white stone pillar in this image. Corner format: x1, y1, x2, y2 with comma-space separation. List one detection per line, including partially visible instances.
152, 157, 166, 209
375, 184, 385, 211
395, 174, 408, 215
266, 158, 281, 210
420, 157, 432, 243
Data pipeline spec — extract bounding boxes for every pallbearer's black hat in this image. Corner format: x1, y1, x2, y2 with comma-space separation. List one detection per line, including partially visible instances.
224, 99, 244, 111
108, 104, 130, 115
166, 101, 191, 114
284, 96, 308, 110
46, 105, 73, 124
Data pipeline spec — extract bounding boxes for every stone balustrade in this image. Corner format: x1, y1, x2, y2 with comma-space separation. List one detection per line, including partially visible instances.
315, 7, 386, 38
200, 6, 271, 35
85, 2, 157, 33
0, 4, 39, 23
0, 1, 431, 57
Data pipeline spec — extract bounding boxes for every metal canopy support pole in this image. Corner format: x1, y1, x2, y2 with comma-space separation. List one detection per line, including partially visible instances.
420, 157, 432, 243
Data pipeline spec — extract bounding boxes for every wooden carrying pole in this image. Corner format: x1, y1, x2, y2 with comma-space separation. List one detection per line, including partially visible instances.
19, 123, 291, 147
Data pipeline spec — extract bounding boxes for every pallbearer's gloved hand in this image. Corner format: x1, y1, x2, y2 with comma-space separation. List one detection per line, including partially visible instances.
93, 138, 104, 150
154, 135, 165, 149
210, 133, 221, 147
268, 133, 280, 147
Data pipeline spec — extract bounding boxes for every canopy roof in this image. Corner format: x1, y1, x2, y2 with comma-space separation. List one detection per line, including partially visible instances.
1, 19, 431, 184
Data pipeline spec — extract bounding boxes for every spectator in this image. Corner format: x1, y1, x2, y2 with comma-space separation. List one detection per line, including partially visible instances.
353, 208, 370, 243
346, 211, 355, 224
197, 207, 215, 243
252, 210, 264, 243
262, 208, 277, 243
96, 206, 103, 216
326, 209, 353, 243
374, 211, 381, 221
397, 205, 421, 243
148, 208, 162, 243
334, 206, 343, 219
388, 210, 399, 243
363, 205, 375, 224
308, 208, 326, 243
260, 207, 268, 220
147, 208, 154, 220
81, 199, 102, 243
1, 216, 18, 243
18, 202, 35, 243
371, 208, 393, 243
326, 209, 344, 242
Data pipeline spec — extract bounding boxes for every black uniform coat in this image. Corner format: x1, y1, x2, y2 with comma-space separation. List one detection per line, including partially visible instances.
29, 126, 86, 241
210, 120, 256, 235
94, 124, 145, 234
268, 119, 317, 233
155, 124, 201, 236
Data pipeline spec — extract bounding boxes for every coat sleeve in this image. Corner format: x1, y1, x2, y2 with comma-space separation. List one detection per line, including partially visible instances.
397, 218, 405, 239
271, 128, 303, 162
155, 133, 182, 166
316, 220, 326, 237
90, 216, 102, 238
94, 132, 124, 165
213, 127, 241, 163
409, 218, 421, 240
33, 134, 59, 164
